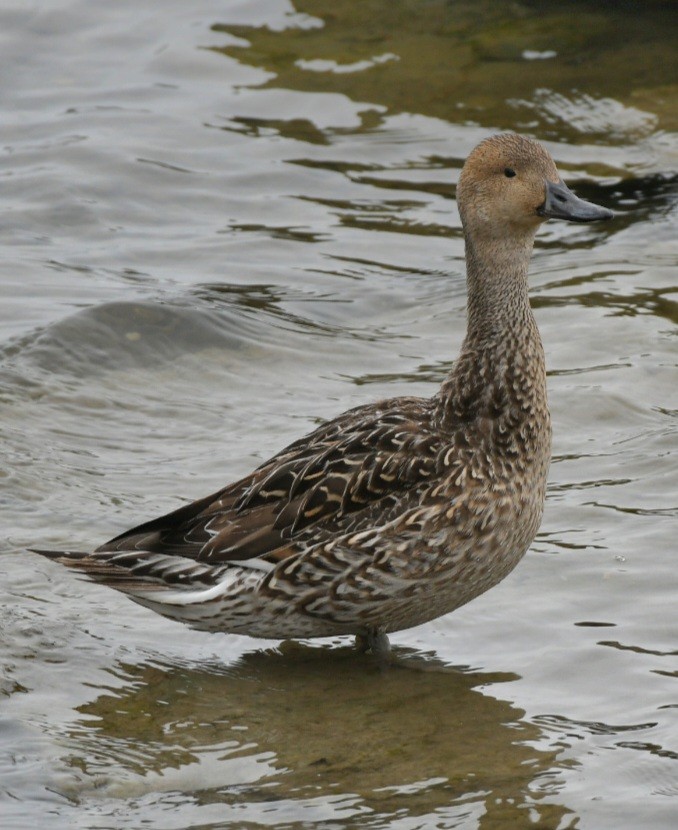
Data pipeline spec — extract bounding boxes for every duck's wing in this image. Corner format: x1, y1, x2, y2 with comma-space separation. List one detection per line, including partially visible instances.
95, 396, 444, 568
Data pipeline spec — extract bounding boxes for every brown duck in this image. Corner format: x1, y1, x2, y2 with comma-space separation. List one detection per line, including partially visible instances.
35, 134, 612, 653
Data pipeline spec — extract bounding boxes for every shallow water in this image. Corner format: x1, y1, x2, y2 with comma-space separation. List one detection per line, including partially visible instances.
1, 1, 677, 828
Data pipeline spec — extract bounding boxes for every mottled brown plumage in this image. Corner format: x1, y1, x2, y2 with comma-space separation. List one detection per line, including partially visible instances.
34, 134, 612, 652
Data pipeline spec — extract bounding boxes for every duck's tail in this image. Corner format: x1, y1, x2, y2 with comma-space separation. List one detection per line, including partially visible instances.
30, 548, 250, 631
32, 547, 227, 592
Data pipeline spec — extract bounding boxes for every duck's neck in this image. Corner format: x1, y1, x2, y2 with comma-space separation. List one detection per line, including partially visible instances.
464, 231, 535, 344
437, 228, 548, 429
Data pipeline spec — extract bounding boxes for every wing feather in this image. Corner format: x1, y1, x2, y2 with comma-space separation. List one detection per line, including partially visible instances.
96, 396, 445, 568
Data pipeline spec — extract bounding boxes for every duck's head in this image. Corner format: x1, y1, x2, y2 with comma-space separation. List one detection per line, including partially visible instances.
457, 133, 612, 240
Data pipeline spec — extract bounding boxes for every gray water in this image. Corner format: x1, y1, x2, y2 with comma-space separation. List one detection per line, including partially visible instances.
1, 1, 677, 828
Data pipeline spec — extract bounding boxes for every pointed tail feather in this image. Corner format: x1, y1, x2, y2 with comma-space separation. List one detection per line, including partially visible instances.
30, 547, 262, 633
30, 548, 227, 594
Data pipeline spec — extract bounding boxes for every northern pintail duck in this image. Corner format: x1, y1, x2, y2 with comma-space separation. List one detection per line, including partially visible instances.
35, 134, 612, 653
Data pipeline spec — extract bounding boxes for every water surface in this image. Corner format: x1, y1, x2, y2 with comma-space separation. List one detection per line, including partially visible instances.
1, 1, 677, 828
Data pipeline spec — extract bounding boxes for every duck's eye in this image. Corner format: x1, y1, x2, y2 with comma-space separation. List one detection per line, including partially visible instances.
504, 167, 516, 178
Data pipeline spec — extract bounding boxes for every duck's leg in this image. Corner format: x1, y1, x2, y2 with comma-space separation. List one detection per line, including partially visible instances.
355, 628, 390, 656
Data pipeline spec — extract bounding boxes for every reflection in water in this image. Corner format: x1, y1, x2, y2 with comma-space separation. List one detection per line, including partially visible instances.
539, 285, 678, 324
69, 645, 574, 827
212, 0, 678, 136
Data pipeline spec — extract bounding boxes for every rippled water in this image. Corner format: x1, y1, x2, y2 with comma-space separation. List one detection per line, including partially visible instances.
1, 1, 677, 828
